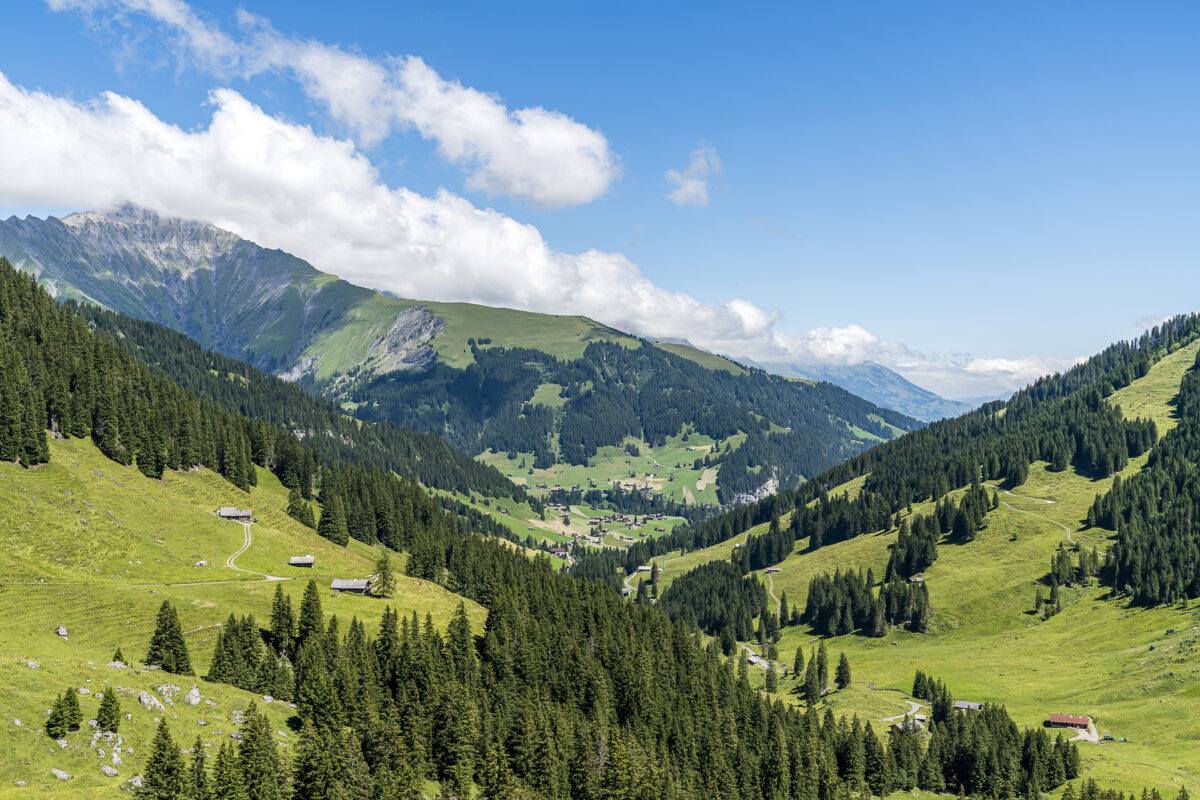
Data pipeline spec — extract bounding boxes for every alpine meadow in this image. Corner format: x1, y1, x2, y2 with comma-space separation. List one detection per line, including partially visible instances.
2, 3, 1199, 800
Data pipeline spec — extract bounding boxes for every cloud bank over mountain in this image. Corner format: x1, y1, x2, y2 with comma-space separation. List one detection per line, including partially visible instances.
0, 1, 1081, 399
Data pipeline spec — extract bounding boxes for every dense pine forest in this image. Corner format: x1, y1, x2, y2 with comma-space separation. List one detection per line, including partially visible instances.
345, 339, 919, 503
1099, 349, 1200, 604
75, 303, 524, 501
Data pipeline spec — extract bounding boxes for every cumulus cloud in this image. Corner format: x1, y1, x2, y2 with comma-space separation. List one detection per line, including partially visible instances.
891, 355, 1083, 401
0, 74, 764, 353
47, 0, 618, 208
666, 144, 721, 207
0, 69, 1074, 400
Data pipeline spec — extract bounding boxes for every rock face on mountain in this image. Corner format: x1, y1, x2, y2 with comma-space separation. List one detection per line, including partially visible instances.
0, 204, 434, 381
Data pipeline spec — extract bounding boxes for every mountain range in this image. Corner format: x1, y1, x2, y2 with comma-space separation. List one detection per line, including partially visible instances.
0, 204, 933, 506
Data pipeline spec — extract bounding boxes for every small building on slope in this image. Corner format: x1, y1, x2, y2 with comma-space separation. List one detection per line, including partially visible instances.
217, 507, 253, 522
288, 555, 315, 568
1048, 713, 1091, 729
330, 578, 371, 594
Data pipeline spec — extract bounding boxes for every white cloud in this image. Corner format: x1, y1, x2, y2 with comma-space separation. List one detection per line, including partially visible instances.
47, 0, 618, 208
891, 356, 1083, 401
666, 144, 721, 207
0, 70, 1071, 402
0, 74, 764, 355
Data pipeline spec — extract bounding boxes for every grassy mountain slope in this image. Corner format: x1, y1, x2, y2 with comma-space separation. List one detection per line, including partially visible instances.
3, 206, 922, 508
648, 339, 1200, 795
0, 436, 483, 796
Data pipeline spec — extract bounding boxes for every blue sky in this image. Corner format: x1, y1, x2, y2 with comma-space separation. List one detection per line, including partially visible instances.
2, 1, 1199, 398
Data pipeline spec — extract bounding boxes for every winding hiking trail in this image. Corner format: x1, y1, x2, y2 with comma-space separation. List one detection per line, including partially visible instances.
222, 522, 286, 582
766, 572, 781, 610
863, 682, 930, 723
880, 699, 926, 723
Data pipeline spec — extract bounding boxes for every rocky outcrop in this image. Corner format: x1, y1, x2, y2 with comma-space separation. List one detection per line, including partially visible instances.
364, 305, 445, 374
137, 692, 163, 711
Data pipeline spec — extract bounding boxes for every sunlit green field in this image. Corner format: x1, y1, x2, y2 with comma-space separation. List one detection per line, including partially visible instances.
0, 437, 484, 797
479, 429, 734, 507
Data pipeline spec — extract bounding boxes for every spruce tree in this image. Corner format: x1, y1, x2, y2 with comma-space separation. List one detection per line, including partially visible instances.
286, 487, 315, 529
61, 687, 83, 731
817, 641, 829, 692
803, 658, 821, 705
113, 647, 127, 664
186, 736, 210, 800
97, 689, 121, 733
45, 692, 68, 739
793, 646, 804, 680
269, 583, 295, 658
138, 718, 186, 800
374, 548, 396, 598
210, 741, 247, 800
862, 724, 892, 798
145, 601, 193, 675
836, 652, 852, 690
317, 492, 349, 546
238, 702, 284, 800
296, 580, 324, 653
764, 663, 779, 693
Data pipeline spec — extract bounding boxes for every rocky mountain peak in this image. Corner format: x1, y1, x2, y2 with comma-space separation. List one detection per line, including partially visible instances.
60, 203, 241, 274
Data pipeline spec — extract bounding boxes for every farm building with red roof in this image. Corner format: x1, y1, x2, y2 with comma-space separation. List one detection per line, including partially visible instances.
1048, 713, 1091, 729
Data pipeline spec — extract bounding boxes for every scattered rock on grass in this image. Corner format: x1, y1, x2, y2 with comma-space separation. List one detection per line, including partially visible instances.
184, 686, 201, 706
54, 625, 68, 639
102, 766, 120, 777
137, 692, 163, 711
51, 769, 71, 780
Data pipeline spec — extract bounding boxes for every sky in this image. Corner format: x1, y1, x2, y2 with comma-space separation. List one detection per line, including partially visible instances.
1, 1, 1199, 399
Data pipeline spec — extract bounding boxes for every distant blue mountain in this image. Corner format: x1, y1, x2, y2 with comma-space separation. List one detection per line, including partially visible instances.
757, 360, 974, 422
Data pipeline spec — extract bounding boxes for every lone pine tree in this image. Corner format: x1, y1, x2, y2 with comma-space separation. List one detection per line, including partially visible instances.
97, 689, 121, 733
836, 651, 852, 690
145, 600, 192, 675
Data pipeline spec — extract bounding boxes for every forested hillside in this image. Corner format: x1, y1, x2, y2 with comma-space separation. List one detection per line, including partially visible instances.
74, 302, 524, 501
2, 206, 922, 509
1100, 348, 1200, 604
588, 311, 1200, 652
600, 309, 1200, 578
0, 237, 1110, 800
350, 339, 918, 502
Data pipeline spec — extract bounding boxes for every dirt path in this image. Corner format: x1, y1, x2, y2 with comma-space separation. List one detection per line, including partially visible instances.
998, 500, 1075, 544
1069, 722, 1100, 744
223, 522, 285, 581
766, 572, 781, 610
880, 699, 926, 722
